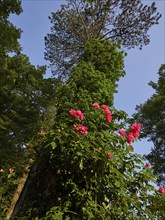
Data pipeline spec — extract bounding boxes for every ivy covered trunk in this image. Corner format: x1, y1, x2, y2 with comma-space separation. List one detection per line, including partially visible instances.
10, 40, 165, 219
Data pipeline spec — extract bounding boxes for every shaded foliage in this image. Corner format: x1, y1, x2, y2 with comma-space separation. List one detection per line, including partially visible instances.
0, 1, 63, 217
0, 0, 22, 62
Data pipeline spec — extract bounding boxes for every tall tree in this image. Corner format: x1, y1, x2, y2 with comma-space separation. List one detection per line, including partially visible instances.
11, 40, 165, 220
45, 0, 161, 78
0, 0, 62, 173
0, 54, 59, 166
133, 64, 165, 187
0, 2, 62, 216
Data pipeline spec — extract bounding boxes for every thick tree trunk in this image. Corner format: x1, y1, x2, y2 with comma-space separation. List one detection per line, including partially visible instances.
8, 158, 40, 219
8, 152, 59, 219
6, 167, 29, 220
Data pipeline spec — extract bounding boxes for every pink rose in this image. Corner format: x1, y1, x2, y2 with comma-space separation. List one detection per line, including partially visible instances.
69, 109, 84, 120
132, 131, 139, 139
8, 168, 14, 174
69, 109, 76, 116
74, 124, 88, 135
107, 153, 113, 159
101, 104, 111, 114
158, 187, 165, 195
145, 163, 151, 168
130, 123, 141, 139
118, 129, 126, 138
106, 113, 112, 123
130, 123, 141, 132
92, 103, 100, 109
127, 132, 134, 144
75, 110, 84, 120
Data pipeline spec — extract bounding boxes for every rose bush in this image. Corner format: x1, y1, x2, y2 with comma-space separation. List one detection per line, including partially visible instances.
41, 103, 165, 219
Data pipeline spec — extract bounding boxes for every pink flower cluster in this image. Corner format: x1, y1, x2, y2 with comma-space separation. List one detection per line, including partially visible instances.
69, 103, 113, 135
92, 103, 100, 109
158, 187, 165, 195
69, 109, 86, 135
74, 124, 88, 135
69, 109, 84, 120
8, 168, 14, 174
102, 105, 112, 123
130, 123, 141, 139
92, 103, 112, 123
145, 163, 151, 168
118, 130, 126, 138
118, 123, 141, 144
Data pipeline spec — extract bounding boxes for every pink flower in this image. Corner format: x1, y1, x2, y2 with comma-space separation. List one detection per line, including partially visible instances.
158, 187, 165, 195
69, 109, 84, 120
92, 103, 100, 109
8, 168, 14, 174
130, 123, 141, 139
69, 109, 76, 116
74, 124, 88, 135
101, 104, 111, 114
106, 113, 112, 123
145, 163, 151, 168
130, 123, 141, 132
132, 131, 139, 139
118, 129, 126, 138
107, 153, 113, 159
127, 132, 134, 144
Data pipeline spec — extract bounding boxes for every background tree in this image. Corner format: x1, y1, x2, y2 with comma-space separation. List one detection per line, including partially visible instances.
0, 1, 62, 216
0, 53, 63, 217
0, 0, 62, 176
45, 0, 161, 78
0, 0, 22, 63
132, 64, 165, 187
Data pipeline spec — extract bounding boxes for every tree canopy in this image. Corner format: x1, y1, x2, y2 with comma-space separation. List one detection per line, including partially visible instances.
0, 2, 62, 216
45, 0, 161, 78
0, 0, 22, 61
133, 64, 165, 187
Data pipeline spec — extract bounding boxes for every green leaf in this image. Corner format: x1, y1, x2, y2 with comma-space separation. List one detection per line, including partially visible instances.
51, 141, 57, 149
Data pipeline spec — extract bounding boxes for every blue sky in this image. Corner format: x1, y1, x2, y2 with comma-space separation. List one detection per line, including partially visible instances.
10, 0, 165, 156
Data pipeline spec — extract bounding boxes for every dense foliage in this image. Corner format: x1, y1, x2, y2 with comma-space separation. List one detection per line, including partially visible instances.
11, 40, 165, 219
0, 0, 22, 62
133, 64, 165, 187
0, 1, 62, 217
45, 0, 161, 78
1, 1, 165, 219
